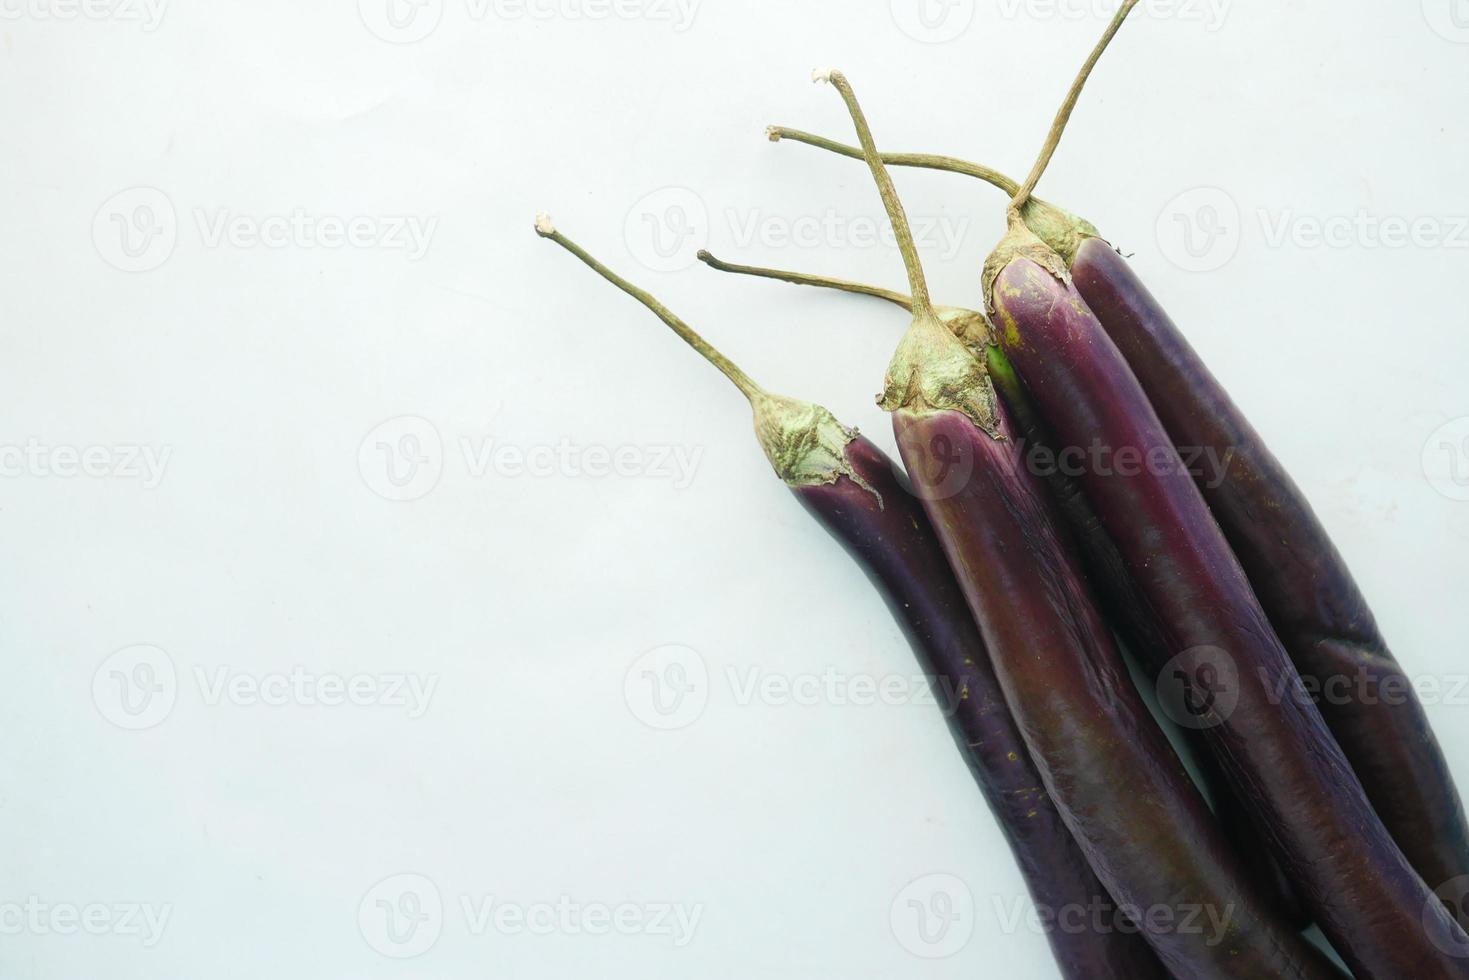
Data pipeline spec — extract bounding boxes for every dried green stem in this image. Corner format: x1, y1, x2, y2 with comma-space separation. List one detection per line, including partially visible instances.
767, 126, 1021, 198
697, 249, 914, 312
815, 70, 935, 318
534, 214, 765, 403
1011, 0, 1141, 209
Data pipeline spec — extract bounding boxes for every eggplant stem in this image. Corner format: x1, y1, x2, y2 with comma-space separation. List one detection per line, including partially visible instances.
534, 214, 766, 402
815, 70, 935, 318
1011, 0, 1140, 210
767, 126, 1021, 198
697, 249, 914, 312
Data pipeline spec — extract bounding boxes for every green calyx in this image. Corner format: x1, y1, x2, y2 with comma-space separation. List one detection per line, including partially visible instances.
750, 393, 881, 502
982, 209, 1074, 314
878, 310, 1000, 437
1019, 198, 1101, 267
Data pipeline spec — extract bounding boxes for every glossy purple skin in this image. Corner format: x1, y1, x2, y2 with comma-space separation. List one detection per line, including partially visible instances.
1072, 236, 1469, 912
793, 435, 1167, 980
991, 357, 1306, 927
891, 406, 1340, 980
993, 256, 1469, 979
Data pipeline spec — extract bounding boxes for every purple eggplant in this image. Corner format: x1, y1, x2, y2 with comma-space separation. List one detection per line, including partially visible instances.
819, 66, 1342, 978
695, 247, 1309, 926
1070, 238, 1469, 913
766, 117, 1469, 927
534, 215, 1167, 979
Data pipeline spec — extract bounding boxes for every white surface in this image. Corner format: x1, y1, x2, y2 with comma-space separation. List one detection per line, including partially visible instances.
2, 2, 1468, 977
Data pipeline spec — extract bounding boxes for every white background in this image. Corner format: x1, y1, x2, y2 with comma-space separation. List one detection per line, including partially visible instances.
3, 1, 1468, 977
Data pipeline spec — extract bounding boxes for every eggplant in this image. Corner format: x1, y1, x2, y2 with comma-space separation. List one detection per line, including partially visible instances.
768, 50, 1469, 937
696, 247, 1310, 926
535, 215, 1167, 979
820, 66, 1342, 979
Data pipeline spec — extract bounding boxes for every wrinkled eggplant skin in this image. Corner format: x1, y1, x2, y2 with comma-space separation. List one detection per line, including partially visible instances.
993, 256, 1469, 979
990, 352, 1308, 928
1072, 237, 1469, 912
891, 407, 1340, 980
793, 435, 1167, 980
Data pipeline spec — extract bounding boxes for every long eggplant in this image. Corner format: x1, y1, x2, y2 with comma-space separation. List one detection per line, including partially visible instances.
534, 215, 1167, 979
766, 108, 1469, 926
695, 248, 1308, 927
820, 65, 1341, 979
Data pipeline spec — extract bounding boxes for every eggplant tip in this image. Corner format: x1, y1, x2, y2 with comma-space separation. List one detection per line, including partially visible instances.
811, 68, 834, 84
765, 125, 781, 142
534, 213, 556, 237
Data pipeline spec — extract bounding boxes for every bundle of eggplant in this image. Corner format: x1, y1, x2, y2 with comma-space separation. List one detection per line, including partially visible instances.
537, 5, 1469, 977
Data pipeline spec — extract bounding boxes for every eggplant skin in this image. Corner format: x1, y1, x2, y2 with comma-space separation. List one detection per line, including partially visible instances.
990, 348, 1308, 927
992, 255, 1469, 979
890, 407, 1341, 980
1071, 236, 1469, 916
793, 435, 1167, 980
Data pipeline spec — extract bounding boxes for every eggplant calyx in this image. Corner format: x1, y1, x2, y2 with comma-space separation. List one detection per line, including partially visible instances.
750, 393, 881, 503
983, 209, 1073, 314
1019, 198, 1102, 267
935, 305, 995, 364
878, 310, 1000, 437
